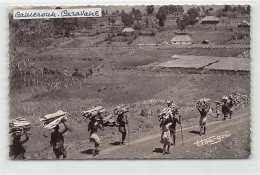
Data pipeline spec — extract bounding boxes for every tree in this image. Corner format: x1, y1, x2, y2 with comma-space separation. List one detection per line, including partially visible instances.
168, 5, 177, 14
158, 17, 165, 28
156, 6, 168, 29
115, 10, 120, 16
231, 6, 238, 12
246, 5, 251, 14
176, 14, 190, 33
120, 10, 125, 16
102, 10, 106, 16
146, 5, 154, 15
121, 12, 134, 27
111, 18, 116, 24
133, 20, 142, 30
156, 6, 167, 21
133, 9, 143, 20
223, 5, 232, 12
176, 5, 184, 16
187, 7, 200, 25
53, 7, 78, 37
216, 9, 227, 17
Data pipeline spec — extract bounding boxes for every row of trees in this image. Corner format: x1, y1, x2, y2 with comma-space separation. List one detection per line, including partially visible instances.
217, 5, 250, 17
156, 5, 196, 29
118, 5, 185, 29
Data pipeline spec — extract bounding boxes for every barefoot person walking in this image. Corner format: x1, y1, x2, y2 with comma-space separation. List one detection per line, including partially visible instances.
117, 109, 128, 145
9, 130, 29, 159
50, 118, 68, 159
161, 118, 172, 155
169, 108, 181, 146
88, 117, 103, 156
196, 98, 211, 136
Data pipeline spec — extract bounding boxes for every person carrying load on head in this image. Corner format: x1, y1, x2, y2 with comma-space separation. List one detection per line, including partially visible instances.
228, 95, 235, 119
159, 100, 174, 143
221, 96, 233, 120
117, 107, 129, 145
88, 116, 103, 156
169, 108, 181, 146
196, 98, 211, 136
9, 130, 29, 159
50, 118, 68, 159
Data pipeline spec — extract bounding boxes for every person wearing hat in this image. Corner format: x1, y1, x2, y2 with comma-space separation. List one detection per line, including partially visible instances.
117, 109, 128, 145
9, 130, 29, 159
221, 96, 233, 120
50, 118, 68, 159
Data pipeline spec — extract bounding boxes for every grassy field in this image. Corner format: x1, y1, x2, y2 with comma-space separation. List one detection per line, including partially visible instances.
9, 22, 251, 159
9, 65, 250, 159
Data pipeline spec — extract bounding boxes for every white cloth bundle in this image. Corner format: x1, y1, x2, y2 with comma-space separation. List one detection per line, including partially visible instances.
40, 110, 67, 122
81, 106, 105, 118
116, 104, 129, 114
44, 115, 67, 130
102, 114, 118, 127
221, 96, 229, 103
9, 117, 31, 134
40, 110, 67, 130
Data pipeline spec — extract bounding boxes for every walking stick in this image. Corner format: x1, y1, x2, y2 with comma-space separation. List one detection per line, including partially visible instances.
127, 115, 130, 146
179, 115, 184, 146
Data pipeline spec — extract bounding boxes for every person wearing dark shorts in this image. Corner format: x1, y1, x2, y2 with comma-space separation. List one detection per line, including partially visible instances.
88, 117, 103, 156
50, 119, 68, 159
117, 112, 128, 145
9, 131, 29, 159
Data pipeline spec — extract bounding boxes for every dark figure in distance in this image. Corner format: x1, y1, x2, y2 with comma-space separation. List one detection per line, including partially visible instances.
117, 111, 128, 145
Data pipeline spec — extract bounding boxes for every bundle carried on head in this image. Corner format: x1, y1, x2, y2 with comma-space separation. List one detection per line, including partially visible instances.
160, 108, 171, 121
9, 117, 31, 135
221, 96, 229, 103
81, 106, 105, 119
102, 114, 118, 127
231, 93, 249, 106
40, 110, 67, 130
116, 104, 129, 115
196, 98, 211, 112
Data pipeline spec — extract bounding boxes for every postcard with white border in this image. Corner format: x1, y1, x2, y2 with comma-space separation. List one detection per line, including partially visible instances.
8, 4, 251, 159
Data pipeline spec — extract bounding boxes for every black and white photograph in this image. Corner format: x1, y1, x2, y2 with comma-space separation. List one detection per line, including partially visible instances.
8, 4, 251, 160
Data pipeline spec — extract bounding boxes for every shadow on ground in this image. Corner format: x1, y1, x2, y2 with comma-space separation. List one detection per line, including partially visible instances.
80, 149, 94, 155
189, 130, 200, 135
110, 141, 121, 145
152, 148, 163, 153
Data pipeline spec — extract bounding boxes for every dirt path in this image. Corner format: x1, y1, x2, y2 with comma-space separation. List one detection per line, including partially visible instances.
73, 111, 250, 159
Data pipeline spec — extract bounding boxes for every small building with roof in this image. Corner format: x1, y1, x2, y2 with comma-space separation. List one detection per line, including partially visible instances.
122, 27, 135, 36
200, 16, 220, 25
171, 35, 193, 45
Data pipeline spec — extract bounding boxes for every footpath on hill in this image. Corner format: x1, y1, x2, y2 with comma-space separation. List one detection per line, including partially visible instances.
70, 107, 251, 159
